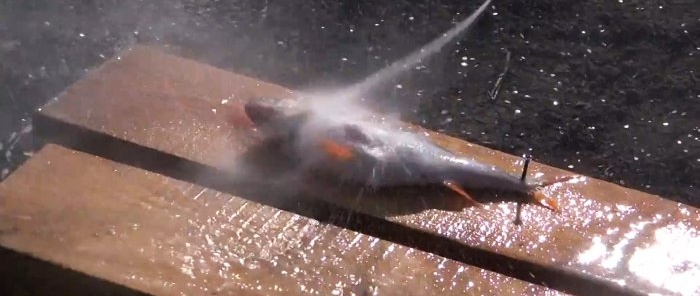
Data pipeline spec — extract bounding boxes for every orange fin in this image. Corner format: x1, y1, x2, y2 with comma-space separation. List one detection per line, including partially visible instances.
532, 191, 560, 212
443, 180, 482, 207
320, 139, 355, 161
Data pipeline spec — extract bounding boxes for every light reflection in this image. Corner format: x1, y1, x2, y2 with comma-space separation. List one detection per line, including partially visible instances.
601, 221, 650, 270
577, 236, 606, 265
628, 223, 700, 295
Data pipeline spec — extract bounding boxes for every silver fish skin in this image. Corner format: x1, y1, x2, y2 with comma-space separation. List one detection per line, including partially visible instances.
245, 98, 534, 195
298, 115, 533, 195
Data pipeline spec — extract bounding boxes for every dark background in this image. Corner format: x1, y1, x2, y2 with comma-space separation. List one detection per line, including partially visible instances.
1, 0, 698, 206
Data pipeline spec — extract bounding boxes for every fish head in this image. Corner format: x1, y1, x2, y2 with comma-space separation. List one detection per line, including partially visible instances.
244, 96, 311, 138
246, 96, 394, 163
244, 97, 305, 126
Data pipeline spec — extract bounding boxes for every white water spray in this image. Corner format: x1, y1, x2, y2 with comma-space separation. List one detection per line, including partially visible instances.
333, 0, 493, 102
239, 0, 497, 198
290, 0, 494, 141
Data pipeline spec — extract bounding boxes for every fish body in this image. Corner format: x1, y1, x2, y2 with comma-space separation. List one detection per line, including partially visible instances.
244, 97, 571, 211
299, 115, 530, 192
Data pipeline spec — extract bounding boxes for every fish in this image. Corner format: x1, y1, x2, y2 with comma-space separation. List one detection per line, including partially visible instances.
243, 96, 576, 213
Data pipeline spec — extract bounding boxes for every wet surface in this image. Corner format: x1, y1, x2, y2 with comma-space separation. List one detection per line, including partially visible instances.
0, 144, 563, 296
422, 130, 700, 295
0, 0, 698, 206
33, 46, 699, 295
311, 159, 700, 295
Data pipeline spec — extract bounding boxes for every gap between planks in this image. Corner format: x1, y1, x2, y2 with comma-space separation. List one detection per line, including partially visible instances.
0, 144, 565, 296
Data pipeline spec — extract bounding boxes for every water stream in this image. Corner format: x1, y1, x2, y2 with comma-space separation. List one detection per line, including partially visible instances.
332, 0, 493, 103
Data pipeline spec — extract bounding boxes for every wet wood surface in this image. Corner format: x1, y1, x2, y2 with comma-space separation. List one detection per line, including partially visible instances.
0, 144, 562, 296
34, 45, 700, 296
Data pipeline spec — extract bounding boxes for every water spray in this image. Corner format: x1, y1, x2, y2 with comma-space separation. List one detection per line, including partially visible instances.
333, 0, 494, 102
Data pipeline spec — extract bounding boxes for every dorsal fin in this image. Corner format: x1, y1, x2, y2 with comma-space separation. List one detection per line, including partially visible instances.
520, 155, 532, 182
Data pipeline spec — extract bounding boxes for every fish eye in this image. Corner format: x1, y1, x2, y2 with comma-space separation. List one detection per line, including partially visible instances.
343, 124, 371, 144
244, 102, 280, 125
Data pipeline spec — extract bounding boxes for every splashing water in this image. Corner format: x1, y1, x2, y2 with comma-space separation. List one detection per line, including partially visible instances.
253, 0, 496, 185
328, 0, 493, 104
290, 0, 494, 137
252, 0, 495, 175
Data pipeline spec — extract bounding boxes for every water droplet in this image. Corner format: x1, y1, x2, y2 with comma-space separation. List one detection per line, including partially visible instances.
395, 84, 403, 89
662, 122, 669, 126
79, 33, 85, 37
514, 109, 521, 114
624, 124, 629, 129
460, 62, 468, 67
553, 101, 559, 106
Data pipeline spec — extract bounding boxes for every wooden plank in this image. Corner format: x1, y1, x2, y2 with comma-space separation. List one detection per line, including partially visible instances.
34, 45, 700, 296
0, 144, 561, 296
0, 247, 148, 296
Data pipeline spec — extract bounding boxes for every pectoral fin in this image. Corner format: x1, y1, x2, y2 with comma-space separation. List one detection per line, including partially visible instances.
531, 191, 560, 212
320, 139, 355, 162
443, 180, 482, 207
529, 175, 575, 213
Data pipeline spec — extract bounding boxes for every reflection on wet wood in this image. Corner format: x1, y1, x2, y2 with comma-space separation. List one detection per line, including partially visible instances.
34, 45, 700, 296
0, 144, 561, 296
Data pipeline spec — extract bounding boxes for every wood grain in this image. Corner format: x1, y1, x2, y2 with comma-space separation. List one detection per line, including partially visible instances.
35, 45, 700, 296
0, 144, 562, 296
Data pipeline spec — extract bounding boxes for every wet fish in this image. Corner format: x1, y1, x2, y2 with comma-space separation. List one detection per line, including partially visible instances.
244, 97, 575, 212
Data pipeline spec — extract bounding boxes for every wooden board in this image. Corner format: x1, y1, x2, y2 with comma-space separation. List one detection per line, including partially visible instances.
34, 45, 700, 296
0, 144, 562, 296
